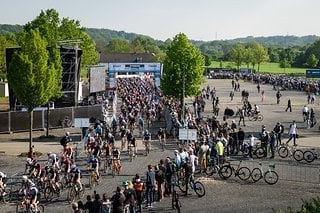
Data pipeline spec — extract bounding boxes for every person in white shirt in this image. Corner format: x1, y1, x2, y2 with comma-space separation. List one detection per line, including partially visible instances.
286, 120, 298, 146
302, 105, 309, 122
189, 151, 198, 175
248, 134, 256, 159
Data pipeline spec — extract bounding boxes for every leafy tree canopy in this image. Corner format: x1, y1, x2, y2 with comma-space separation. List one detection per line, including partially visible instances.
161, 33, 204, 100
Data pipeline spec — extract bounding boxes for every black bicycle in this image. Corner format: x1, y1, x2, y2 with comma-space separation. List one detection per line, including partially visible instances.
219, 160, 251, 181
177, 175, 205, 197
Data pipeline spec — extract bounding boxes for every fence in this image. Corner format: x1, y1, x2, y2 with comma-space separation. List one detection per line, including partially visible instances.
0, 105, 103, 133
240, 160, 320, 184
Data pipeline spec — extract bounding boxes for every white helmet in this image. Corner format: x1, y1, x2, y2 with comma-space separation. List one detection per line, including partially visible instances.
0, 172, 5, 178
26, 158, 33, 165
22, 175, 28, 181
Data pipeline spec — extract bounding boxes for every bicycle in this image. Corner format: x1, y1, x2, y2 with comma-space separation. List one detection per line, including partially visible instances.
277, 143, 304, 161
177, 175, 206, 197
248, 112, 263, 121
303, 148, 318, 163
43, 181, 62, 202
219, 160, 251, 181
60, 116, 72, 128
143, 140, 151, 156
0, 185, 11, 203
242, 141, 265, 159
158, 135, 166, 151
111, 158, 121, 178
88, 169, 100, 189
67, 183, 85, 203
16, 201, 45, 213
251, 162, 279, 185
204, 158, 220, 177
129, 144, 135, 162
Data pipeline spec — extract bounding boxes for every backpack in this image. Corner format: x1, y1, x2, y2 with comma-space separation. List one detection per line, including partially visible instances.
280, 125, 284, 133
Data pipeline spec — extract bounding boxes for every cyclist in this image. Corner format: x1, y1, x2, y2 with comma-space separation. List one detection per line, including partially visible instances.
143, 129, 151, 152
111, 147, 122, 173
45, 165, 61, 192
20, 176, 38, 211
120, 125, 127, 151
254, 104, 260, 115
47, 152, 60, 169
60, 154, 72, 179
157, 128, 166, 150
88, 156, 100, 180
64, 145, 73, 160
70, 165, 82, 191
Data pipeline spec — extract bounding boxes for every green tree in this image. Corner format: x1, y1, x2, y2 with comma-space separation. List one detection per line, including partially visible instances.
306, 54, 319, 68
203, 54, 211, 66
161, 33, 204, 119
279, 58, 291, 72
229, 43, 245, 71
7, 29, 62, 152
0, 33, 17, 81
252, 43, 269, 72
24, 9, 98, 68
243, 48, 253, 68
106, 38, 131, 52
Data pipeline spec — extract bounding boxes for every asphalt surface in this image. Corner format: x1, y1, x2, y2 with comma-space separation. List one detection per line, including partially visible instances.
1, 78, 320, 213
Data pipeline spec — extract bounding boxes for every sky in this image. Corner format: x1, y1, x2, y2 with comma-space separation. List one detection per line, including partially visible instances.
0, 0, 319, 41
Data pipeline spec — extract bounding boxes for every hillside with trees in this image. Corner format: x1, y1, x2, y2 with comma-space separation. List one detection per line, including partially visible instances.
1, 23, 320, 77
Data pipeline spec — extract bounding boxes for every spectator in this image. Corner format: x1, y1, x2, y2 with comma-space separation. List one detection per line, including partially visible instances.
145, 165, 155, 208
92, 193, 103, 213
72, 202, 82, 213
269, 131, 277, 159
111, 186, 125, 213
164, 158, 173, 197
101, 193, 111, 213
286, 120, 298, 146
285, 98, 292, 112
133, 174, 144, 213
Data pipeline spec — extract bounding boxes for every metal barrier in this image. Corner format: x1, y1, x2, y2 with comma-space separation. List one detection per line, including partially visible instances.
240, 160, 320, 184
0, 105, 102, 133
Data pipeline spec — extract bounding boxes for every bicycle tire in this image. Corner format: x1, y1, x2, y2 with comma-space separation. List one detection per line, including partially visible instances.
237, 167, 251, 181
303, 150, 316, 163
251, 168, 263, 182
278, 146, 289, 158
16, 203, 27, 213
2, 188, 11, 203
79, 184, 86, 198
255, 147, 265, 159
177, 177, 186, 193
257, 115, 263, 121
205, 165, 218, 176
293, 149, 304, 162
194, 181, 206, 197
219, 165, 232, 179
44, 186, 54, 202
264, 171, 278, 185
37, 204, 45, 213
242, 146, 249, 157
67, 187, 76, 203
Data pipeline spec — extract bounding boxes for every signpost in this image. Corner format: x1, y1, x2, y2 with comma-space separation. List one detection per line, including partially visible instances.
179, 128, 197, 141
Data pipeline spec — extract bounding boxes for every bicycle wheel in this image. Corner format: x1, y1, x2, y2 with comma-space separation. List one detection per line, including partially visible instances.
251, 168, 262, 182
242, 146, 249, 157
303, 151, 316, 163
177, 177, 186, 193
16, 203, 27, 213
218, 165, 232, 179
237, 167, 251, 181
2, 188, 11, 203
67, 187, 76, 203
255, 147, 265, 159
79, 184, 86, 198
44, 186, 54, 202
257, 115, 263, 121
278, 146, 289, 158
194, 181, 206, 197
264, 171, 278, 185
293, 149, 304, 162
37, 204, 45, 213
205, 165, 218, 177
248, 115, 253, 121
